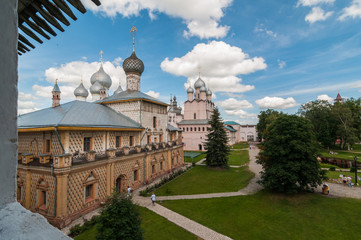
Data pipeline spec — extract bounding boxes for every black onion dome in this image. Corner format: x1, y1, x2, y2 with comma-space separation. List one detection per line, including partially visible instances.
123, 51, 144, 75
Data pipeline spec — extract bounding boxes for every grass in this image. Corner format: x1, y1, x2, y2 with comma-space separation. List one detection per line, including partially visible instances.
184, 151, 206, 163
228, 150, 249, 166
318, 150, 361, 162
154, 165, 254, 196
161, 191, 361, 240
75, 206, 196, 240
326, 171, 359, 184
320, 163, 341, 169
230, 142, 249, 149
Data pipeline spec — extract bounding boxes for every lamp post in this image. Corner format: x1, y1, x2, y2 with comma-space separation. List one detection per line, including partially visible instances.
354, 156, 358, 185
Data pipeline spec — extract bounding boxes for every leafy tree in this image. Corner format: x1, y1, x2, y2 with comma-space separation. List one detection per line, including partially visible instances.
205, 107, 230, 168
97, 192, 143, 240
344, 98, 361, 148
257, 114, 325, 193
332, 102, 357, 150
298, 100, 337, 148
256, 109, 281, 141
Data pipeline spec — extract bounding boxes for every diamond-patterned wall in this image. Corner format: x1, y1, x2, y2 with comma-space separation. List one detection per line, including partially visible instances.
107, 101, 141, 123
18, 132, 43, 156
69, 131, 83, 153
93, 132, 103, 152
109, 132, 115, 149
29, 173, 55, 215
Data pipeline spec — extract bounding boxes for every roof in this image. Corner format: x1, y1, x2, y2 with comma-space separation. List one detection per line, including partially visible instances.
225, 126, 237, 132
18, 0, 100, 55
167, 124, 182, 132
178, 119, 209, 125
224, 121, 240, 125
98, 90, 168, 106
18, 100, 143, 131
52, 83, 60, 93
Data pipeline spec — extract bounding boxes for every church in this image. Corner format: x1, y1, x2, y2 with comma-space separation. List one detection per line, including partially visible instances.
16, 27, 184, 228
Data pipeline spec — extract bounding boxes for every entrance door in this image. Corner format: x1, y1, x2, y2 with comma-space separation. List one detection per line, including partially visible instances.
199, 144, 202, 151
115, 176, 123, 193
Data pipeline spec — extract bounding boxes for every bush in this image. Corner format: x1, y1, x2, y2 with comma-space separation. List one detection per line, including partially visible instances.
350, 167, 356, 172
329, 167, 336, 171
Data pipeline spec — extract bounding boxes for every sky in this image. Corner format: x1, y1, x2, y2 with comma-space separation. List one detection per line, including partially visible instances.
18, 0, 361, 124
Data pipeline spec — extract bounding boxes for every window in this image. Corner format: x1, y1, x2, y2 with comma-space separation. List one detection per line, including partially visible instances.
85, 185, 92, 199
133, 170, 139, 181
129, 136, 134, 146
83, 171, 98, 202
147, 135, 151, 144
203, 127, 205, 131
198, 127, 201, 131
160, 161, 163, 170
36, 178, 48, 210
45, 139, 50, 153
186, 127, 189, 131
154, 137, 158, 143
160, 134, 163, 142
194, 113, 196, 119
116, 136, 121, 148
153, 116, 157, 128
190, 127, 193, 131
194, 128, 197, 132
39, 190, 47, 209
84, 137, 91, 151
152, 165, 156, 174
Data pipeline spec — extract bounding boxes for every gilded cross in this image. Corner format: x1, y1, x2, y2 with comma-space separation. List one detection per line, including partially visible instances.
130, 26, 137, 52
100, 50, 103, 63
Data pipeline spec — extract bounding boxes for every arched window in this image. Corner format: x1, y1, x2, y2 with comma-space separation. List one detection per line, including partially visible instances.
194, 113, 196, 119
115, 174, 126, 193
36, 177, 49, 211
83, 171, 99, 203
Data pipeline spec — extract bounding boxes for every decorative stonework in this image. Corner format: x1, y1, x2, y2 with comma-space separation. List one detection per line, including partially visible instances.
126, 73, 140, 91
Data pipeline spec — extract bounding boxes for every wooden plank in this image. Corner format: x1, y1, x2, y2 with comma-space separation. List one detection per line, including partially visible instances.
19, 16, 50, 40
19, 33, 35, 49
23, 8, 57, 36
18, 42, 30, 52
30, 3, 65, 32
18, 45, 26, 54
19, 24, 44, 44
91, 0, 101, 6
39, 0, 70, 26
53, 0, 77, 21
66, 0, 87, 14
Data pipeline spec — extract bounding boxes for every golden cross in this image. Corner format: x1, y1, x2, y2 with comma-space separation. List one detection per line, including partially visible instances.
130, 26, 137, 52
56, 78, 58, 84
100, 50, 103, 63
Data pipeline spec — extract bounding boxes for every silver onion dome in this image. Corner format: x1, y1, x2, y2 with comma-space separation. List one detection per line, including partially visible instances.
74, 82, 89, 97
90, 65, 112, 89
187, 86, 194, 93
206, 89, 212, 96
200, 86, 207, 92
123, 51, 144, 75
113, 84, 123, 95
194, 77, 205, 89
90, 80, 102, 94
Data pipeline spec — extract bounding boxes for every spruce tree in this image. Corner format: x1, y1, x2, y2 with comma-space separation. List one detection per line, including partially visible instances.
205, 107, 230, 168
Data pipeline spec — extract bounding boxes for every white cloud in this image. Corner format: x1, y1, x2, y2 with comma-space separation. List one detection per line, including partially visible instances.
145, 90, 160, 99
81, 56, 87, 60
18, 100, 39, 115
18, 92, 38, 101
339, 0, 361, 20
82, 0, 232, 39
305, 7, 333, 23
224, 109, 257, 119
297, 0, 335, 7
254, 26, 277, 38
255, 96, 299, 109
220, 92, 244, 98
317, 94, 334, 102
112, 57, 123, 66
277, 59, 286, 69
161, 41, 266, 93
216, 98, 253, 110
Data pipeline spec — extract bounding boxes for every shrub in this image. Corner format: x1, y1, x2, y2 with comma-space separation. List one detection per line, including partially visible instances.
329, 167, 336, 171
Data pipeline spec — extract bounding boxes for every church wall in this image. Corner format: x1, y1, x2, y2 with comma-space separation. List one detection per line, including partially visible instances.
184, 101, 208, 120
18, 132, 62, 156
179, 124, 209, 151
106, 101, 141, 123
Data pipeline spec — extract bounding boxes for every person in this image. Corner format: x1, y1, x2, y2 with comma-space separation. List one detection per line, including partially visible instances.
151, 193, 156, 206
127, 186, 131, 196
342, 175, 347, 184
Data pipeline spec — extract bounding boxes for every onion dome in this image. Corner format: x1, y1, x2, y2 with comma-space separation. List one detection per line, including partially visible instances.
206, 89, 212, 96
187, 86, 194, 93
200, 86, 207, 92
90, 65, 112, 89
194, 77, 205, 89
90, 80, 102, 94
74, 82, 88, 98
113, 84, 123, 95
123, 51, 144, 75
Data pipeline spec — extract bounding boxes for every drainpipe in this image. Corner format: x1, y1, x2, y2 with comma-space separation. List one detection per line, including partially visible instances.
54, 126, 65, 154
140, 128, 148, 184
51, 164, 57, 217
140, 98, 142, 125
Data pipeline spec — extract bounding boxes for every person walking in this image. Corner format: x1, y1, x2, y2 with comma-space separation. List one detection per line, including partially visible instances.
151, 193, 156, 206
127, 186, 131, 197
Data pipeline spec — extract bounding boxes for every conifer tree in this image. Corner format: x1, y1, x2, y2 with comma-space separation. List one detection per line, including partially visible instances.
205, 107, 230, 168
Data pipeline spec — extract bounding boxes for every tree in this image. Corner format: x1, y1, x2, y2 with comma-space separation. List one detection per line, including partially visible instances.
256, 109, 281, 141
298, 100, 338, 148
332, 102, 357, 150
205, 107, 230, 168
257, 114, 325, 193
97, 192, 143, 240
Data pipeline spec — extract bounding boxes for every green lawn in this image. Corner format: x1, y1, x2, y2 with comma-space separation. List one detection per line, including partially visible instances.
319, 150, 361, 162
154, 165, 254, 196
75, 206, 196, 240
161, 191, 361, 240
184, 151, 206, 163
326, 171, 359, 184
231, 142, 249, 149
228, 150, 249, 166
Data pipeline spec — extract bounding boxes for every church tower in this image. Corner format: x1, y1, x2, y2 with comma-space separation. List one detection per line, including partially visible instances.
52, 79, 61, 107
123, 26, 144, 91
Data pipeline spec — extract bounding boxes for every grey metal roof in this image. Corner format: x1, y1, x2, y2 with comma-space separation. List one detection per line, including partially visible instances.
167, 124, 182, 132
224, 121, 240, 125
52, 82, 60, 92
177, 119, 209, 125
225, 126, 236, 132
18, 100, 143, 129
99, 90, 168, 106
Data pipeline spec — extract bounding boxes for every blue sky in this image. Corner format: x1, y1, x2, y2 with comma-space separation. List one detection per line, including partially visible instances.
18, 0, 361, 124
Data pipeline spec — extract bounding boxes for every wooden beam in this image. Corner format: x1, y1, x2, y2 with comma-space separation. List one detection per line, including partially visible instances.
30, 3, 65, 32
53, 0, 77, 21
18, 52, 23, 56
18, 42, 30, 52
18, 45, 26, 54
20, 15, 50, 40
23, 8, 57, 36
19, 24, 44, 44
19, 33, 35, 49
39, 0, 70, 26
91, 0, 101, 6
66, 0, 87, 14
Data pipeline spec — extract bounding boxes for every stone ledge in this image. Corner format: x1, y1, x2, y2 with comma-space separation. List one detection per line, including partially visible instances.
0, 202, 70, 240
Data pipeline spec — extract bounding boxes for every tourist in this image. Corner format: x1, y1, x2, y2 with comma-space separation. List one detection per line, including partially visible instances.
151, 193, 156, 205
127, 186, 131, 196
